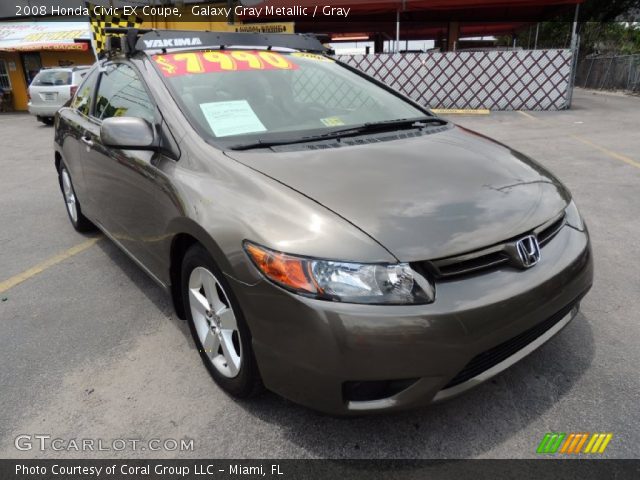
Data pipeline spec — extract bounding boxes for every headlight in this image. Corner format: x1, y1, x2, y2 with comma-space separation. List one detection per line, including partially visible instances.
565, 200, 585, 231
244, 241, 434, 305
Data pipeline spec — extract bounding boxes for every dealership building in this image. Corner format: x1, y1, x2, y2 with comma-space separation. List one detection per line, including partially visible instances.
1, 0, 581, 112
0, 21, 95, 112
0, 1, 232, 112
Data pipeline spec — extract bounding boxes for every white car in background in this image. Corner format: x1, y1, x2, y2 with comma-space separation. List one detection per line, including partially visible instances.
27, 66, 91, 125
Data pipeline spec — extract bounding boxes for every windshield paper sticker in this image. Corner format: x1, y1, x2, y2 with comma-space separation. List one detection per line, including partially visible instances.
153, 51, 298, 77
200, 100, 267, 137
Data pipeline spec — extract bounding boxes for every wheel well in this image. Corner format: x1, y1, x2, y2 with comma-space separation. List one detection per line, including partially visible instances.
169, 233, 200, 320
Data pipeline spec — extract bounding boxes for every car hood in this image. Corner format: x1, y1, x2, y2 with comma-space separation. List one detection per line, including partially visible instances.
225, 126, 570, 261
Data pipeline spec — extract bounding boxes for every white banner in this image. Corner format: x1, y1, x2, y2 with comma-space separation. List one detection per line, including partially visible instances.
0, 21, 91, 51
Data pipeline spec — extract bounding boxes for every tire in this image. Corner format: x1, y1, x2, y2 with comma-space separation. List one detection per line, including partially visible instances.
41, 117, 54, 125
181, 244, 262, 398
58, 164, 95, 232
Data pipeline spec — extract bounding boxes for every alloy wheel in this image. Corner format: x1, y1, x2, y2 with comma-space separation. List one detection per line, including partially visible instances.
188, 266, 242, 378
61, 169, 78, 223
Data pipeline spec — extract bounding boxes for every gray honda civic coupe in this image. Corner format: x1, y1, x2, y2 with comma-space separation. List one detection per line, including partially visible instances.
53, 30, 592, 414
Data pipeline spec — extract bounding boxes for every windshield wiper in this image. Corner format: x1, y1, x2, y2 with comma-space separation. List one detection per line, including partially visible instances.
228, 137, 319, 151
228, 116, 447, 151
320, 116, 447, 137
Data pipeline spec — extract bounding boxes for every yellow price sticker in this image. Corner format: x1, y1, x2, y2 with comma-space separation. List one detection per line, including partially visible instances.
320, 116, 345, 127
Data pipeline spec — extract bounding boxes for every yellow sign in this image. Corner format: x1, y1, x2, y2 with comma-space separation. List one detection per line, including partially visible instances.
153, 51, 298, 77
24, 30, 87, 42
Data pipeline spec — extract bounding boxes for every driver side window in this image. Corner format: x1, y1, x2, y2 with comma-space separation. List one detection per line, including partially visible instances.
94, 63, 155, 124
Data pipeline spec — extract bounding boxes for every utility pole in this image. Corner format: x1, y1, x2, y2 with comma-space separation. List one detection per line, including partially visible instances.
395, 10, 400, 53
570, 3, 580, 51
567, 3, 580, 108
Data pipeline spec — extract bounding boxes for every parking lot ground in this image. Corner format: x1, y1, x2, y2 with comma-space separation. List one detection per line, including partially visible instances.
0, 88, 639, 459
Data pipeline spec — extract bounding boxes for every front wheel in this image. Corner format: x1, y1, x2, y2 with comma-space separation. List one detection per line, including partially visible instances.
59, 165, 95, 232
181, 244, 262, 398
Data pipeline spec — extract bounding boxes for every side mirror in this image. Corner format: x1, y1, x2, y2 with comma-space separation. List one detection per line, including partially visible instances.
100, 117, 156, 150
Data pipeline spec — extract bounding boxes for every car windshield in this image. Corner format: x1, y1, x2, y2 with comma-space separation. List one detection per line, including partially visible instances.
32, 69, 71, 86
152, 50, 427, 147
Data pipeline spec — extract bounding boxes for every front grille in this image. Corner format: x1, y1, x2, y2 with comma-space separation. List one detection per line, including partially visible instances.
538, 214, 566, 246
443, 300, 577, 389
435, 251, 510, 277
421, 212, 566, 279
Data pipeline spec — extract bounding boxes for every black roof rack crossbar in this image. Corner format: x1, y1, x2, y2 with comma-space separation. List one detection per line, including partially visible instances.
133, 29, 327, 53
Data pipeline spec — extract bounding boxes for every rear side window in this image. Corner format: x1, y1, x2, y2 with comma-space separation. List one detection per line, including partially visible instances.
94, 63, 154, 123
32, 70, 71, 86
72, 68, 99, 116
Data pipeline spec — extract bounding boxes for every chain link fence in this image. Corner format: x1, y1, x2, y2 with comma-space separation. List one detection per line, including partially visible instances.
575, 54, 640, 93
292, 66, 378, 110
338, 50, 573, 110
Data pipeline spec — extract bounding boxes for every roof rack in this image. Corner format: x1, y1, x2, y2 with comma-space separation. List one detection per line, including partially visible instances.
104, 27, 152, 56
103, 28, 327, 56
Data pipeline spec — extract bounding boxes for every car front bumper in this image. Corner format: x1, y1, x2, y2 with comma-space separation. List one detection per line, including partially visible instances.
230, 224, 593, 415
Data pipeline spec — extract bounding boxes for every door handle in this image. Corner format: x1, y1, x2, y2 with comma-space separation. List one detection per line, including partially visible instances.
81, 135, 94, 147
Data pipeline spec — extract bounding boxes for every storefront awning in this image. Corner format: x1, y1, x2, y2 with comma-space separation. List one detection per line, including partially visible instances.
0, 21, 91, 51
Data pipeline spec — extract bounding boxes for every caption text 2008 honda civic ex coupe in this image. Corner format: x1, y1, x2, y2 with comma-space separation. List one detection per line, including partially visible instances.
53, 30, 592, 414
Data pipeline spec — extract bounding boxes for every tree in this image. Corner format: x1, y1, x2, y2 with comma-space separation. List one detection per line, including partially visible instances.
579, 22, 640, 55
578, 0, 640, 22
504, 0, 640, 55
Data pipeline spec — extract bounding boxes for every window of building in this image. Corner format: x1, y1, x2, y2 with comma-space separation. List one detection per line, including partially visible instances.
0, 60, 12, 90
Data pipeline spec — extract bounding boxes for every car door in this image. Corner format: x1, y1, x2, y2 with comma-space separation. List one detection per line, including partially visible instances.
57, 67, 100, 210
80, 61, 169, 276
